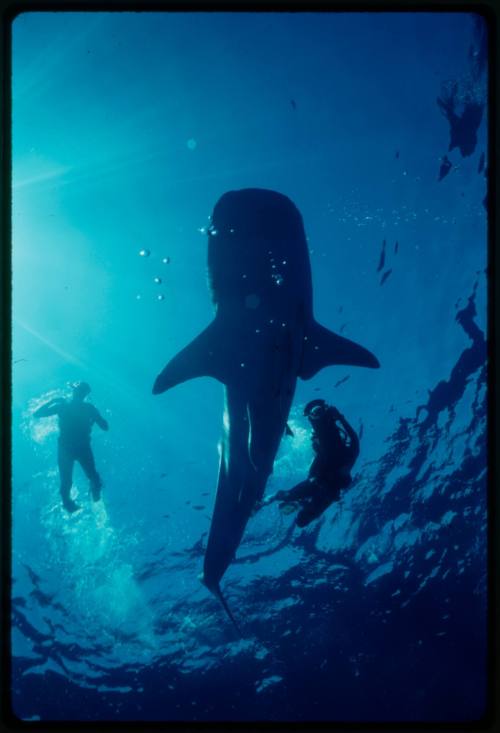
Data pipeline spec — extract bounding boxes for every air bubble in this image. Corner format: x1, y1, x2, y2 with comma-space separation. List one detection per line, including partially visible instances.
240, 362, 245, 368
255, 328, 261, 334
154, 277, 162, 284
139, 249, 150, 258
136, 294, 142, 300
272, 273, 284, 286
162, 257, 170, 265
157, 294, 165, 301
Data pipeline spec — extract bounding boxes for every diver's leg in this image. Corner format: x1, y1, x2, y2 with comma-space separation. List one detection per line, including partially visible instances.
260, 480, 313, 513
295, 501, 329, 527
261, 479, 312, 507
77, 445, 102, 501
282, 479, 315, 502
295, 485, 336, 527
58, 445, 80, 513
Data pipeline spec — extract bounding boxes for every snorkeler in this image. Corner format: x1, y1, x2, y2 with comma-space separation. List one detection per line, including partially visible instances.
263, 400, 359, 527
33, 382, 109, 513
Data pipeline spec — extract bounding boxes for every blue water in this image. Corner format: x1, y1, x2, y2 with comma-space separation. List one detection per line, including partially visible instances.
11, 11, 488, 722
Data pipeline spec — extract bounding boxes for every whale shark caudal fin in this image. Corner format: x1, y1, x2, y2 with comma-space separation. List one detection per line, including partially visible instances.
213, 584, 243, 637
299, 320, 380, 380
199, 572, 243, 637
152, 320, 229, 394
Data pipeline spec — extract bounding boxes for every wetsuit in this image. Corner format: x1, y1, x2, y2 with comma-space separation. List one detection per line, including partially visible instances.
57, 401, 104, 503
277, 408, 359, 527
34, 397, 107, 510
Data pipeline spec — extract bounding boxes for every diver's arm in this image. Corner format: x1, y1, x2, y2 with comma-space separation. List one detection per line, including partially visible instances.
94, 410, 109, 431
33, 398, 63, 418
337, 414, 360, 460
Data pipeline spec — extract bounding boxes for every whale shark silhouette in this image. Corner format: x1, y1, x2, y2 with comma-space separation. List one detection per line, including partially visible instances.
153, 188, 379, 630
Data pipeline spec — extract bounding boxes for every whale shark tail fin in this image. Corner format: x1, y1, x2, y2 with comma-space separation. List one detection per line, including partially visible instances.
199, 572, 243, 637
299, 321, 380, 380
213, 584, 243, 638
152, 319, 228, 394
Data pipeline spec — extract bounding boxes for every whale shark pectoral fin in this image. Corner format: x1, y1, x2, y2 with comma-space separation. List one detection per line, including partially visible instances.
152, 320, 228, 394
299, 321, 380, 380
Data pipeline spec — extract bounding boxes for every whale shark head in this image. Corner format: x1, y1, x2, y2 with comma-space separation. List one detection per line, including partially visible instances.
211, 188, 304, 238
207, 188, 313, 312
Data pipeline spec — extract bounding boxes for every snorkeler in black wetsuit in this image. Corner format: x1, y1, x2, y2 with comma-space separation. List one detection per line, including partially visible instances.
34, 382, 109, 513
263, 400, 359, 527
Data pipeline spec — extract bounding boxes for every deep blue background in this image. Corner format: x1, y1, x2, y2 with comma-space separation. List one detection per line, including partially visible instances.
11, 11, 488, 722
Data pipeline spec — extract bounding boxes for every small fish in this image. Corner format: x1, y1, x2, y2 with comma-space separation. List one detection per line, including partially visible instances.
193, 505, 206, 511
290, 99, 297, 110
185, 500, 191, 505
338, 305, 343, 313
13, 358, 27, 364
395, 150, 400, 159
339, 322, 348, 333
358, 422, 364, 441
377, 240, 386, 273
23, 564, 41, 586
380, 269, 393, 286
334, 375, 350, 388
201, 492, 209, 497
394, 241, 399, 254
162, 514, 170, 519
438, 155, 452, 181
160, 473, 167, 479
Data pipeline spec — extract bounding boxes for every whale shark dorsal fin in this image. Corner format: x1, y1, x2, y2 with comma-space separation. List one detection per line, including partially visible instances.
153, 319, 228, 394
299, 321, 380, 380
